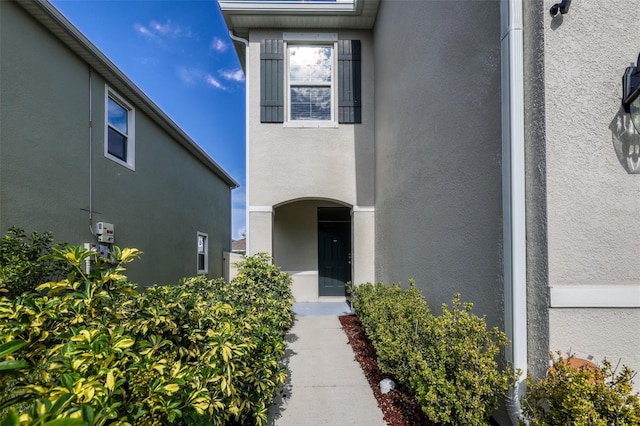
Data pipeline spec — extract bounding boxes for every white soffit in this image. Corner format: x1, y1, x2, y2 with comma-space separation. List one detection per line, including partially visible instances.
219, 0, 380, 35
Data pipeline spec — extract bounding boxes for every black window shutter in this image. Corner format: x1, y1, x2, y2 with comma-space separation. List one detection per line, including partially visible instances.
260, 39, 284, 123
338, 40, 362, 124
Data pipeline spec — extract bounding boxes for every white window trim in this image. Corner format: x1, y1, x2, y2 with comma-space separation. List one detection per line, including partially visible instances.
283, 33, 339, 128
105, 86, 136, 170
197, 232, 209, 274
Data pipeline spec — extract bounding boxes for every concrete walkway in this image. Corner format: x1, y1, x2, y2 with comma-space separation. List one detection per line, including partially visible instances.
268, 302, 386, 426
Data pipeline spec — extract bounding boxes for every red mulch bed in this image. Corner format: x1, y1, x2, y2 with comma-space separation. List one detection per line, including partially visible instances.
338, 314, 437, 426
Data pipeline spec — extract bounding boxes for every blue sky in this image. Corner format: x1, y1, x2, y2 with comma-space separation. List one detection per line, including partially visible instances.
50, 0, 246, 240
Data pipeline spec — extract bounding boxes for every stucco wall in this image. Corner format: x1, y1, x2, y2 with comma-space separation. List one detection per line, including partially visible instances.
373, 0, 504, 329
274, 200, 329, 271
543, 0, 640, 378
246, 29, 377, 296
273, 200, 345, 301
247, 30, 375, 209
523, 0, 551, 382
544, 0, 640, 287
0, 2, 233, 285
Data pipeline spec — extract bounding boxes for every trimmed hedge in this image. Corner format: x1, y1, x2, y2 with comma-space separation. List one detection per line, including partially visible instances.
0, 245, 293, 425
351, 281, 514, 426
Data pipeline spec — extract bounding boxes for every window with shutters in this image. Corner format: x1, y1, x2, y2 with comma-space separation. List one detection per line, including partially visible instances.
260, 35, 361, 125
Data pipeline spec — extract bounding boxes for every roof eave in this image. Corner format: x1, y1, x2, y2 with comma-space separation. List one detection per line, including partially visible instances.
219, 0, 360, 15
17, 0, 239, 189
219, 0, 378, 72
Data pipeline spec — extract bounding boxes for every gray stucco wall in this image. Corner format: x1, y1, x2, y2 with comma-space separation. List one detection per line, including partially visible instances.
523, 0, 550, 382
373, 0, 504, 329
543, 0, 640, 380
1, 1, 232, 285
544, 0, 640, 286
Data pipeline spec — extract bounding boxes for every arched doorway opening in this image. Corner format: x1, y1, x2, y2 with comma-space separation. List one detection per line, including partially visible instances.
273, 199, 351, 301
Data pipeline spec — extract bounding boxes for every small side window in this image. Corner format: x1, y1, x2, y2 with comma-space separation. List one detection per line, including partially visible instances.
105, 87, 135, 170
197, 232, 208, 274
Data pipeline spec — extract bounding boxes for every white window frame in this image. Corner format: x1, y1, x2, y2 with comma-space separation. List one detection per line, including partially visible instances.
283, 32, 338, 128
196, 232, 208, 274
105, 86, 135, 170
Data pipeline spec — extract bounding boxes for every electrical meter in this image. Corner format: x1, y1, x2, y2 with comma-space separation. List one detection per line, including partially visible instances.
96, 222, 114, 243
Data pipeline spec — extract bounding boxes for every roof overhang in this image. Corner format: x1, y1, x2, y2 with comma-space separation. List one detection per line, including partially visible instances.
16, 0, 239, 189
219, 0, 380, 69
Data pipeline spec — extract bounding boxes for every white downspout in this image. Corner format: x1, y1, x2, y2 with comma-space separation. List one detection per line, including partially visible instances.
501, 0, 527, 424
228, 31, 250, 254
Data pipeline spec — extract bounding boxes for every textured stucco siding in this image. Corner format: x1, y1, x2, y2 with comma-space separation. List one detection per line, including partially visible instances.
549, 308, 640, 373
247, 30, 375, 209
545, 0, 640, 285
543, 0, 640, 381
273, 200, 344, 301
273, 200, 336, 271
0, 2, 232, 285
373, 0, 504, 329
523, 0, 551, 383
246, 29, 377, 293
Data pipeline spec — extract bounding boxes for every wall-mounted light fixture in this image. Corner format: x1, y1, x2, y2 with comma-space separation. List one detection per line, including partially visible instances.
550, 0, 571, 17
622, 54, 640, 132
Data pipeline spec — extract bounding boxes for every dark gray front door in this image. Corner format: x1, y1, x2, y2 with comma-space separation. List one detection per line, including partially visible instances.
318, 208, 351, 297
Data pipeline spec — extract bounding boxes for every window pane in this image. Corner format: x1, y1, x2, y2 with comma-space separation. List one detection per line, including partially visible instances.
108, 127, 127, 161
108, 97, 128, 134
289, 46, 332, 84
291, 87, 331, 120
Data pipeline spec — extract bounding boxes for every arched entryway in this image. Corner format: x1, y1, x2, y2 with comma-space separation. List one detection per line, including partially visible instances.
273, 199, 351, 301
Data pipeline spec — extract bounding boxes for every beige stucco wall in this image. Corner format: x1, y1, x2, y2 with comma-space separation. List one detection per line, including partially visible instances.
543, 0, 640, 379
271, 200, 373, 301
246, 30, 376, 298
247, 30, 375, 209
352, 207, 375, 286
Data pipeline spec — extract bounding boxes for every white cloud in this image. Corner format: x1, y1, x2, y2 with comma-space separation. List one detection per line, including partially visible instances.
210, 37, 228, 53
150, 20, 172, 35
133, 23, 153, 37
205, 74, 224, 89
134, 20, 193, 41
177, 67, 227, 90
221, 68, 245, 83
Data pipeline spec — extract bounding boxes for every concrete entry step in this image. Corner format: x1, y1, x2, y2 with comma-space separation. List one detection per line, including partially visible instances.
293, 301, 352, 317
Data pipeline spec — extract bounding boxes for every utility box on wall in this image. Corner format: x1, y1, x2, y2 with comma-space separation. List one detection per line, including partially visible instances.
96, 222, 114, 243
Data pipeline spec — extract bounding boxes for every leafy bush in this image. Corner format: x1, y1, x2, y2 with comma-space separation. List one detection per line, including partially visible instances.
0, 246, 293, 425
0, 227, 69, 298
351, 281, 514, 425
521, 352, 640, 425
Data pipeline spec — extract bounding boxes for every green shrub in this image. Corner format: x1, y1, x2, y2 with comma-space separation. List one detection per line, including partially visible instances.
351, 281, 514, 426
521, 352, 640, 425
0, 227, 69, 298
0, 247, 293, 425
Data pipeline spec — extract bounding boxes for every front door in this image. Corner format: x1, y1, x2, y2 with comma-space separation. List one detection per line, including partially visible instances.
318, 207, 351, 297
